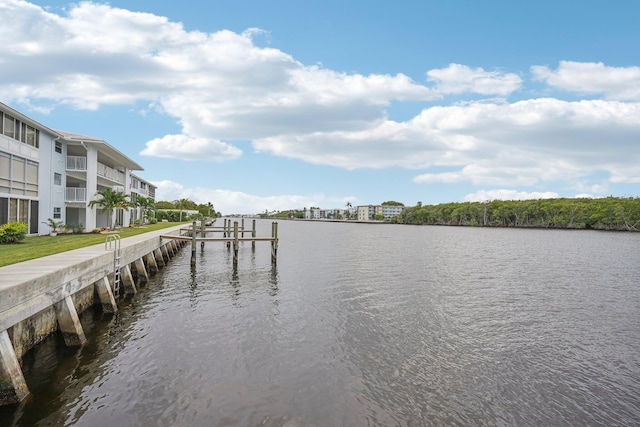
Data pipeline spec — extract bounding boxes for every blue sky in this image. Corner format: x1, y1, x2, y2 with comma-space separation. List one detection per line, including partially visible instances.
3, 0, 640, 214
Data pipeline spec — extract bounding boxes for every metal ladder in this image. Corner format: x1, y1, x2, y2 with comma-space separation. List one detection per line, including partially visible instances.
105, 234, 121, 298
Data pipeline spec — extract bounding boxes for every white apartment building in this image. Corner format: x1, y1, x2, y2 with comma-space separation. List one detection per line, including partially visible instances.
0, 102, 156, 235
357, 204, 405, 221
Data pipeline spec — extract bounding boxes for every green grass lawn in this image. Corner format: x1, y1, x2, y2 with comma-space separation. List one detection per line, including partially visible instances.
0, 222, 186, 268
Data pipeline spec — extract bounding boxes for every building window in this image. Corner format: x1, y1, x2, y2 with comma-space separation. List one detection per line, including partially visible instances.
55, 141, 62, 153
0, 113, 40, 148
2, 114, 16, 139
54, 173, 62, 186
53, 207, 61, 219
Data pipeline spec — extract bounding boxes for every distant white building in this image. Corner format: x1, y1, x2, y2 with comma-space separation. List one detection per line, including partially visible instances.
357, 204, 405, 221
304, 207, 349, 220
0, 102, 156, 235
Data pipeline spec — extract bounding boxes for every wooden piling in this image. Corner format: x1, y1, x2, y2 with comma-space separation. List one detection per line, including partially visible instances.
191, 220, 196, 267
233, 221, 239, 266
252, 219, 256, 250
271, 221, 278, 264
200, 220, 205, 249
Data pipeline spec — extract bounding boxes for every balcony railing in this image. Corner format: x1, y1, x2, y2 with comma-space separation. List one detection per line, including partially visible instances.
97, 162, 125, 184
66, 187, 87, 202
66, 156, 87, 171
131, 186, 148, 196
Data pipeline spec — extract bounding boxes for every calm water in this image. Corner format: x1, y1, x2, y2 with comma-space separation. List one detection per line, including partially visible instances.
2, 220, 640, 426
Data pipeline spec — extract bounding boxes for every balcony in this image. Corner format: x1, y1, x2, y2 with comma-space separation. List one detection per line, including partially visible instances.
131, 186, 148, 196
66, 187, 87, 202
97, 162, 125, 184
67, 156, 87, 171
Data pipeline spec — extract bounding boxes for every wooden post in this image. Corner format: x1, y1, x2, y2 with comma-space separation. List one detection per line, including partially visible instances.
233, 221, 239, 266
222, 219, 226, 245
226, 219, 231, 249
241, 218, 245, 237
200, 220, 205, 249
191, 220, 196, 267
252, 219, 256, 250
271, 221, 278, 264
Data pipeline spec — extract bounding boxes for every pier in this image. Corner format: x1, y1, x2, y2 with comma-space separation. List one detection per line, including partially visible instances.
161, 219, 279, 267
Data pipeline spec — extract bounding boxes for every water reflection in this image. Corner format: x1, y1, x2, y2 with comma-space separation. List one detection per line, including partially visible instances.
3, 221, 640, 426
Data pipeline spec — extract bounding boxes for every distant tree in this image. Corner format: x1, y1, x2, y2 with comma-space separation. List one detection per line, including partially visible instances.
381, 201, 404, 206
173, 198, 196, 221
155, 200, 175, 209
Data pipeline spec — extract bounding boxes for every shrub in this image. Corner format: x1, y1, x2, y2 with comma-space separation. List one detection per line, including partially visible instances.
0, 222, 28, 244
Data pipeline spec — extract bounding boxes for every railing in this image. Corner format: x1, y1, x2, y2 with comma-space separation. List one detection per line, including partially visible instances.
131, 187, 148, 196
66, 156, 87, 171
97, 162, 125, 184
65, 187, 87, 202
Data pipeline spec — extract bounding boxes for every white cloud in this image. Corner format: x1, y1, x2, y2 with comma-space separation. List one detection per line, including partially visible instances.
0, 1, 435, 143
463, 190, 559, 202
426, 63, 523, 96
140, 134, 242, 161
531, 61, 640, 100
2, 2, 640, 202
255, 98, 640, 191
153, 180, 349, 214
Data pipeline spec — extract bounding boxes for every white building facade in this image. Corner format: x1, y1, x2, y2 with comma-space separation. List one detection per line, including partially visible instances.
0, 102, 156, 235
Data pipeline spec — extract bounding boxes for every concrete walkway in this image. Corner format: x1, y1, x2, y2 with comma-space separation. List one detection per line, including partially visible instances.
0, 224, 186, 331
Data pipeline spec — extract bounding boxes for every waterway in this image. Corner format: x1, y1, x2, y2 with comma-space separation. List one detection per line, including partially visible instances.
2, 220, 640, 426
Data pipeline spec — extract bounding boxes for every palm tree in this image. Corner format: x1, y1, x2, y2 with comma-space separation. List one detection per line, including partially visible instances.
345, 202, 352, 219
89, 187, 132, 230
136, 196, 155, 225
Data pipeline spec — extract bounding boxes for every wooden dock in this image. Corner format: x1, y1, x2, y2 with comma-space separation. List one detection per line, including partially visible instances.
160, 219, 278, 267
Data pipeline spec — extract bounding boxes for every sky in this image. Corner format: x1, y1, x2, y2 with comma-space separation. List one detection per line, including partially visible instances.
2, 0, 640, 215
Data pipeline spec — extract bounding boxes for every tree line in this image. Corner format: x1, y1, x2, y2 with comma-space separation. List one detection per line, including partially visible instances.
393, 197, 640, 231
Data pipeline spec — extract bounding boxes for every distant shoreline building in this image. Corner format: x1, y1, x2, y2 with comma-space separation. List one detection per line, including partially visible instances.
357, 204, 405, 221
301, 205, 404, 221
0, 102, 156, 235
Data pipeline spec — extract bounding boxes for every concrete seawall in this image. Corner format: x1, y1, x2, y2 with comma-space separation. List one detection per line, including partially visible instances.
0, 225, 188, 405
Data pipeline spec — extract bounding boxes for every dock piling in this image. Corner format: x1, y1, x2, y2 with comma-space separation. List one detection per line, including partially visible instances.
271, 221, 278, 264
252, 219, 256, 250
191, 220, 197, 267
233, 221, 239, 266
200, 220, 205, 249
